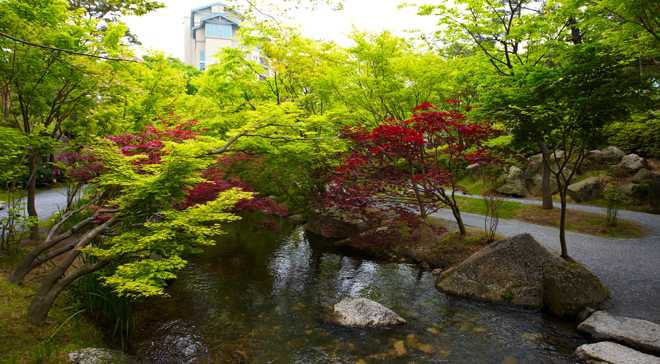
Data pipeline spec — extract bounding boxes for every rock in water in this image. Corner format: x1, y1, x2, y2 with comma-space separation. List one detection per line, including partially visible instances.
578, 311, 660, 356
68, 348, 143, 364
287, 214, 306, 224
436, 233, 606, 319
574, 342, 660, 364
305, 206, 372, 239
333, 297, 406, 327
542, 259, 607, 319
436, 233, 556, 307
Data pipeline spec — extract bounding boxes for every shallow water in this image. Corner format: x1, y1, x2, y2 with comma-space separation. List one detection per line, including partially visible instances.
132, 214, 588, 363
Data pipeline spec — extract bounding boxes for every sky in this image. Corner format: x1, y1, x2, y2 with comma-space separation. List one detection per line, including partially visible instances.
122, 0, 440, 60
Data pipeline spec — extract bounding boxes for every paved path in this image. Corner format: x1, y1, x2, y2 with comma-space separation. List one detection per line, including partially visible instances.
3, 189, 659, 324
431, 194, 660, 324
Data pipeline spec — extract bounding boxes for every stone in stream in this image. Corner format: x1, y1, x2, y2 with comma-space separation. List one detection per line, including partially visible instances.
542, 259, 608, 319
287, 214, 306, 224
68, 348, 144, 364
332, 297, 406, 327
574, 342, 660, 364
578, 311, 660, 356
436, 233, 606, 319
305, 206, 372, 239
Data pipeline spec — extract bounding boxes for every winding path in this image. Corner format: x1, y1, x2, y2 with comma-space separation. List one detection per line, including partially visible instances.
3, 189, 659, 324
430, 193, 660, 324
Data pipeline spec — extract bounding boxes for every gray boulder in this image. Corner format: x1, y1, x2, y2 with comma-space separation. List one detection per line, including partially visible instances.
436, 234, 606, 318
590, 146, 626, 164
0, 201, 5, 210
633, 169, 656, 184
68, 348, 143, 364
436, 234, 558, 307
618, 154, 650, 172
567, 176, 603, 203
332, 297, 406, 327
523, 153, 571, 197
578, 311, 660, 356
287, 214, 306, 224
650, 175, 660, 214
497, 166, 528, 197
621, 183, 636, 197
542, 260, 607, 319
466, 163, 484, 177
574, 342, 660, 364
306, 206, 372, 239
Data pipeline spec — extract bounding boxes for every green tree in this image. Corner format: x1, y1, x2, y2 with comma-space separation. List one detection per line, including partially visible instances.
484, 44, 655, 258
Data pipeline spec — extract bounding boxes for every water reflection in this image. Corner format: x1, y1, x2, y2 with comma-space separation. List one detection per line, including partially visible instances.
132, 214, 587, 363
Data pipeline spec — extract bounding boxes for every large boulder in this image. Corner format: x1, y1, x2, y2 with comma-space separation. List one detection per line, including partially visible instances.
618, 154, 650, 173
436, 234, 558, 307
588, 146, 626, 165
0, 201, 5, 210
578, 311, 660, 356
466, 163, 484, 177
574, 342, 660, 364
542, 260, 607, 319
287, 214, 306, 224
332, 297, 406, 327
305, 206, 372, 239
650, 175, 660, 214
633, 169, 656, 184
497, 166, 528, 197
523, 153, 571, 197
567, 176, 603, 203
436, 234, 606, 318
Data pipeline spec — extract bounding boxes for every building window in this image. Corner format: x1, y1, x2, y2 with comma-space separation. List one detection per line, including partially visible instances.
200, 50, 205, 70
205, 24, 232, 38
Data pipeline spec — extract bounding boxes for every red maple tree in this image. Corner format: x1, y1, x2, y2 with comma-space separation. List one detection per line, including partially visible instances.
327, 101, 499, 235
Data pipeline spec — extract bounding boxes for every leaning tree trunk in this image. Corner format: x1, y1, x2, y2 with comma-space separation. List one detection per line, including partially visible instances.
537, 140, 554, 210
27, 215, 118, 326
450, 203, 467, 235
10, 201, 101, 284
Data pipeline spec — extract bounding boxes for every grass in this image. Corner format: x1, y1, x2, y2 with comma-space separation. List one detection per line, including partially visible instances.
0, 249, 107, 364
448, 196, 650, 238
432, 229, 500, 269
513, 205, 650, 238
454, 196, 523, 220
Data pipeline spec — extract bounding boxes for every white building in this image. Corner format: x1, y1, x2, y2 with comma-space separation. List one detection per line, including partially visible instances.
184, 2, 262, 70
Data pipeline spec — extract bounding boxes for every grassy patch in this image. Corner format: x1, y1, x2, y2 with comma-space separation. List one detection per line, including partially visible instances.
432, 229, 498, 269
0, 252, 107, 363
513, 205, 650, 238
454, 196, 524, 219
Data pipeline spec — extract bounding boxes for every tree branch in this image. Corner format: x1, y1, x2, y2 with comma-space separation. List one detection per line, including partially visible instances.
0, 32, 138, 62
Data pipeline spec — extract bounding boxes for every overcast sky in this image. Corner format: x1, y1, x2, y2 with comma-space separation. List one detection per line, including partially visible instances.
122, 0, 440, 60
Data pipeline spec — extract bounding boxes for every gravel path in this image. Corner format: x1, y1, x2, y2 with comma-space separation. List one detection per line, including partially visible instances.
430, 194, 660, 324
3, 189, 659, 324
0, 189, 75, 223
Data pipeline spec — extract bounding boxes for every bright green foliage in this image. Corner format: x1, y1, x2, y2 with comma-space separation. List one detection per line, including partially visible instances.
78, 138, 253, 297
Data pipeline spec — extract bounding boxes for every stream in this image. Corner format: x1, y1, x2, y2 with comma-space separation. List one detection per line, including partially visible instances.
131, 213, 588, 363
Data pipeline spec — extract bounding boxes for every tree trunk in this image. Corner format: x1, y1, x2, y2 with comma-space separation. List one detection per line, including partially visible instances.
28, 260, 110, 326
26, 215, 118, 325
9, 213, 99, 284
537, 140, 554, 210
27, 153, 39, 241
411, 167, 427, 219
558, 185, 569, 259
450, 203, 467, 235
